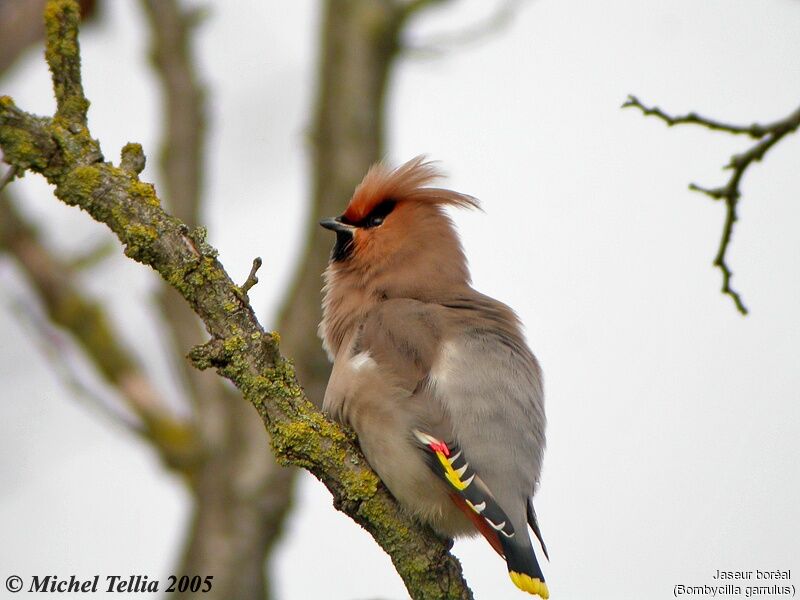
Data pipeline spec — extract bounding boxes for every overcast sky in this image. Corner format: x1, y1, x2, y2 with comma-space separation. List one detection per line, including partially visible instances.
1, 1, 799, 599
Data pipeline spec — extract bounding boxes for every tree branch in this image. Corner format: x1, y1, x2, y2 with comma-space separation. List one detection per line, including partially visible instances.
623, 94, 800, 315
44, 0, 89, 126
0, 2, 472, 598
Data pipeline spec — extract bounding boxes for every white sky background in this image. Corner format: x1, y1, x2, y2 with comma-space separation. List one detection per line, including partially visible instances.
1, 1, 799, 599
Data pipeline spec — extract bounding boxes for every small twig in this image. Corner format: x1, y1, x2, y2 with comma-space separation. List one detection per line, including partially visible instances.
0, 164, 18, 191
624, 95, 800, 315
120, 142, 146, 175
234, 257, 262, 304
622, 95, 769, 138
241, 257, 262, 295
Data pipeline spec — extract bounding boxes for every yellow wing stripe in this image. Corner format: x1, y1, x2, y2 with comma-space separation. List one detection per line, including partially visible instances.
434, 450, 471, 491
510, 571, 550, 599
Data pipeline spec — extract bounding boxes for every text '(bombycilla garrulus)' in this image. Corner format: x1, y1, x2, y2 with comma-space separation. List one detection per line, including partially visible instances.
319, 157, 549, 598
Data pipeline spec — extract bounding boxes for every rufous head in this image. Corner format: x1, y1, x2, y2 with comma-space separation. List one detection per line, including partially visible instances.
320, 156, 479, 295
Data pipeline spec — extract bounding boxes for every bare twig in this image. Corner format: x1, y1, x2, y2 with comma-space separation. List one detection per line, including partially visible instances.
241, 257, 262, 295
623, 95, 770, 138
623, 94, 800, 315
119, 141, 146, 175
233, 257, 262, 305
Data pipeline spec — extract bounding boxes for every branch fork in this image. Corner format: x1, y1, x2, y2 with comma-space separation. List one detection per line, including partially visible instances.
624, 94, 800, 315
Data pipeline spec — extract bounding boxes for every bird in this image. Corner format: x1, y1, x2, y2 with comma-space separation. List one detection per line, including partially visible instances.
318, 156, 548, 598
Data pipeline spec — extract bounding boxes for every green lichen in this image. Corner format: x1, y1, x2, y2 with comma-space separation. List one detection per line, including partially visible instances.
357, 494, 410, 538
265, 378, 378, 501
222, 332, 246, 355
128, 179, 160, 207
0, 99, 53, 172
53, 97, 90, 126
163, 255, 224, 303
51, 123, 100, 168
58, 164, 100, 205
188, 259, 219, 287
120, 142, 146, 174
124, 223, 159, 262
0, 129, 42, 169
44, 1, 80, 61
270, 418, 324, 466
164, 263, 196, 299
342, 465, 380, 500
44, 0, 89, 125
244, 364, 304, 408
190, 226, 217, 258
200, 256, 224, 282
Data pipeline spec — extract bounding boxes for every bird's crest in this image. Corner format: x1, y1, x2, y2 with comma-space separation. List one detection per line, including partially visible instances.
343, 155, 480, 224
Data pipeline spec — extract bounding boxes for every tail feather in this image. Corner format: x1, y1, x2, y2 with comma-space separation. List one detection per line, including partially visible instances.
503, 537, 549, 598
527, 498, 549, 561
413, 429, 549, 598
448, 493, 505, 557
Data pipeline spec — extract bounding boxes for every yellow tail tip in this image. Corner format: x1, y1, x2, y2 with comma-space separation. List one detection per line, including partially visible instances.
509, 571, 549, 599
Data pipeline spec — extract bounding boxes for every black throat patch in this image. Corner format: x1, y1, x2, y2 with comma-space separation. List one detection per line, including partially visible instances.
331, 229, 354, 262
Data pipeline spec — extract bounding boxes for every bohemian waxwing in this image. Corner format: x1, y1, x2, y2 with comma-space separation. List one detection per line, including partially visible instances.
319, 156, 548, 598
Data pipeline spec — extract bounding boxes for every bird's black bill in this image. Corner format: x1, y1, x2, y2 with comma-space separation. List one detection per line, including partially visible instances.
319, 217, 353, 233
